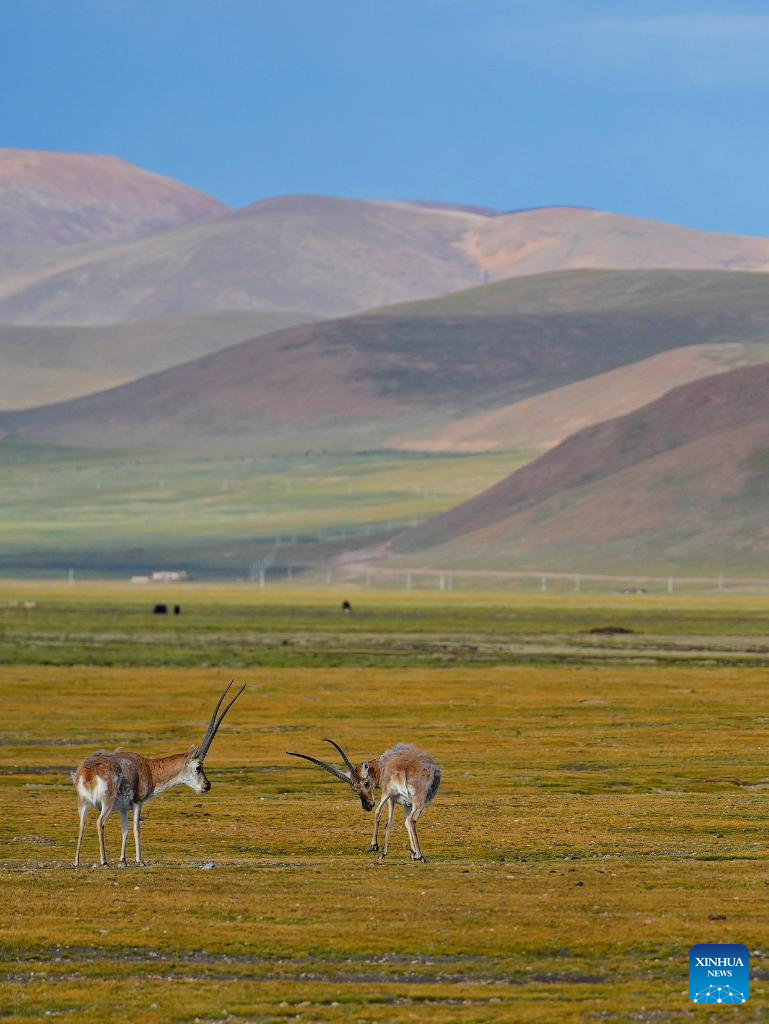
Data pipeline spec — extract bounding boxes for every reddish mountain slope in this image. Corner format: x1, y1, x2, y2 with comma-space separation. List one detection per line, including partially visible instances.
389, 364, 769, 573
0, 149, 226, 246
396, 343, 766, 453
6, 268, 769, 452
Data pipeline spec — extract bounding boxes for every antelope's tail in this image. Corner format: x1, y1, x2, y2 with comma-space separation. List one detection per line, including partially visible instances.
427, 765, 441, 804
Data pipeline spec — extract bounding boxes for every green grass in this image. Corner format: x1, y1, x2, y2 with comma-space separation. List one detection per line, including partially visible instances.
0, 445, 527, 576
2, 582, 769, 669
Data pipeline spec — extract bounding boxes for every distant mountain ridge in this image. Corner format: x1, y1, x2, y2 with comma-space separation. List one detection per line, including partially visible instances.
0, 148, 227, 246
6, 149, 769, 576
5, 149, 769, 324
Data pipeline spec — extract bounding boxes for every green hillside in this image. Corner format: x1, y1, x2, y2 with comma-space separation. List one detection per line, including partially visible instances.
0, 440, 525, 577
0, 309, 313, 410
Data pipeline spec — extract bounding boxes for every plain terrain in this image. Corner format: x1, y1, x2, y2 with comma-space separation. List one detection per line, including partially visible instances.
2, 583, 769, 1021
0, 444, 524, 578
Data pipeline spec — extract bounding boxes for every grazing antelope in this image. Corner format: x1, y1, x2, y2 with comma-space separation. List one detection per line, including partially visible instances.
72, 682, 245, 868
287, 739, 441, 862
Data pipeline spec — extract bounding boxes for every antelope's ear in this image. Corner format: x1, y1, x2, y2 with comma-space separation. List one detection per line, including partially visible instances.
187, 744, 200, 758
361, 761, 370, 777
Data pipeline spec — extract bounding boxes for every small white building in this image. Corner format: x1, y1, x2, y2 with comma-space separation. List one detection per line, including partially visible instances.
150, 570, 190, 583
130, 571, 190, 583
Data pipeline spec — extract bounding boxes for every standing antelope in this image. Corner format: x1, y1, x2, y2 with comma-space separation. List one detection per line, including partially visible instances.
72, 682, 245, 868
287, 739, 441, 862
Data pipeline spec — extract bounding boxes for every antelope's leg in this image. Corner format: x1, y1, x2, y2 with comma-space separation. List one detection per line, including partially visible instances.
96, 804, 112, 866
133, 803, 145, 866
406, 805, 426, 862
118, 810, 129, 865
370, 794, 389, 851
74, 799, 88, 868
378, 798, 396, 860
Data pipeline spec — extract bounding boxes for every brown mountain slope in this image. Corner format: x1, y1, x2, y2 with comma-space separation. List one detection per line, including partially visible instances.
0, 308, 312, 410
6, 191, 769, 324
6, 268, 769, 452
389, 363, 769, 574
396, 342, 769, 453
461, 207, 769, 278
0, 149, 226, 246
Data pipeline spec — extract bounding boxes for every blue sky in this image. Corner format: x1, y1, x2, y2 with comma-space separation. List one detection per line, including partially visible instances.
3, 1, 769, 234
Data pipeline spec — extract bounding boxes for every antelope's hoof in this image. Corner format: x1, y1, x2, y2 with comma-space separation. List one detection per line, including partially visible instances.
368, 843, 379, 853
377, 852, 387, 863
99, 861, 109, 868
411, 853, 427, 863
137, 860, 147, 868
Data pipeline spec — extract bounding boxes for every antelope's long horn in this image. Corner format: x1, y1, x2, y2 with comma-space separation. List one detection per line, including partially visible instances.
287, 751, 355, 788
198, 681, 246, 760
323, 737, 355, 772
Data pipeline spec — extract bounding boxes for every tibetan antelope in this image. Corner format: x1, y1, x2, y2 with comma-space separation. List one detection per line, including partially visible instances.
287, 739, 441, 861
72, 682, 245, 868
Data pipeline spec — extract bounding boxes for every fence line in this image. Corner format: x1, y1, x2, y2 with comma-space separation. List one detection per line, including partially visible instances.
339, 566, 769, 593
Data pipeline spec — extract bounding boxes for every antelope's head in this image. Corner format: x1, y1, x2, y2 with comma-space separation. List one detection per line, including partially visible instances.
287, 738, 377, 811
185, 681, 246, 793
181, 750, 212, 794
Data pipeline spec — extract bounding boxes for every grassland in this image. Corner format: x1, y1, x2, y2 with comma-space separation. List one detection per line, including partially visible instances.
0, 444, 527, 577
2, 585, 769, 1020
1, 583, 769, 668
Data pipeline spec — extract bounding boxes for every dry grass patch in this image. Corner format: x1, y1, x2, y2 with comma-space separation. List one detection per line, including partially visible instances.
2, 663, 769, 1019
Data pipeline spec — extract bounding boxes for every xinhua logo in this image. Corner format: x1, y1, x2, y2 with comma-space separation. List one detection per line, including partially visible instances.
689, 944, 749, 1004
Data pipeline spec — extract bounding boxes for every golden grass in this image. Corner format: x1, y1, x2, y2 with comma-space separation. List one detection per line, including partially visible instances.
3, 660, 769, 1020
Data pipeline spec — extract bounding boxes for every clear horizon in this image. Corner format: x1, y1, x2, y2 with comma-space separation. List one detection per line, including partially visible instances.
4, 1, 769, 236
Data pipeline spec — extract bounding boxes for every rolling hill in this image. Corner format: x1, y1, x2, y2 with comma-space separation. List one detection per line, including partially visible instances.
397, 342, 769, 453
5, 268, 769, 452
459, 206, 769, 279
0, 195, 489, 324
387, 363, 769, 574
5, 169, 769, 323
0, 148, 226, 246
0, 309, 313, 410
